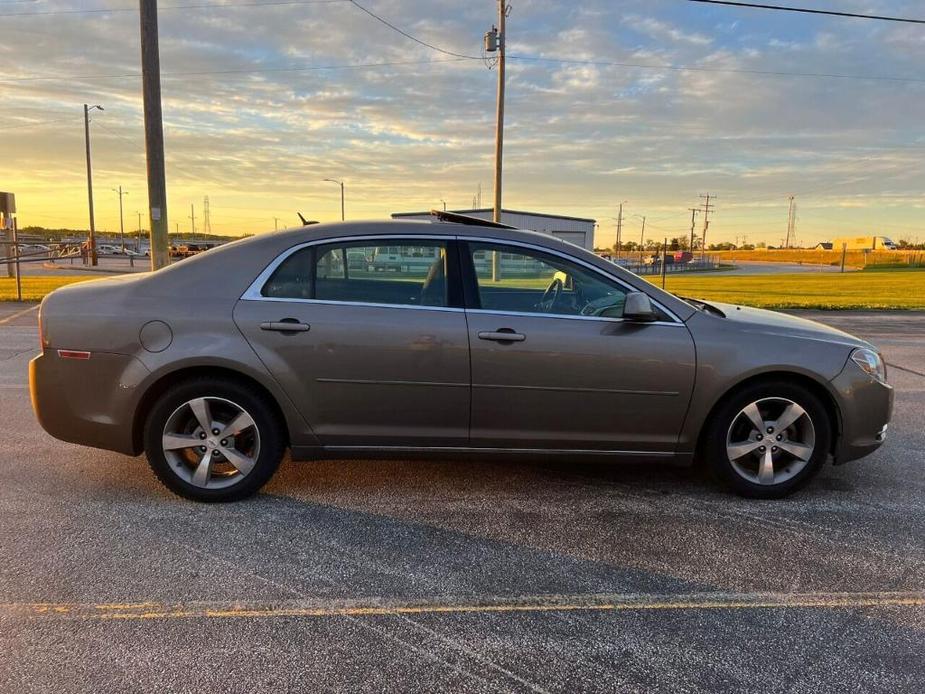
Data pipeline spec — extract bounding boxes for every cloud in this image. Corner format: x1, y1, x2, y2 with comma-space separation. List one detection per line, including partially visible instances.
2, 0, 925, 243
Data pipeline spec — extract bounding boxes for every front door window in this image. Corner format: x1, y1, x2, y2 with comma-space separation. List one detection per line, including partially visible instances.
468, 242, 628, 318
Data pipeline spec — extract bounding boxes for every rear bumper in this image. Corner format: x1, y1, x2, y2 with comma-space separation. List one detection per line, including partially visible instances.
830, 362, 894, 464
30, 350, 149, 456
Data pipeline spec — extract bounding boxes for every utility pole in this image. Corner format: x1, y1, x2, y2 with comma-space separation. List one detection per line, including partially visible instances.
189, 203, 196, 235
273, 217, 279, 232
136, 211, 143, 247
614, 203, 624, 259
140, 0, 170, 270
639, 215, 646, 261
699, 194, 715, 260
490, 0, 509, 225
113, 186, 127, 252
83, 104, 103, 266
785, 195, 794, 248
688, 207, 700, 253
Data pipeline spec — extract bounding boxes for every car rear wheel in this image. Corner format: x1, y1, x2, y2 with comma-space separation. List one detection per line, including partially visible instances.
705, 380, 832, 499
143, 378, 286, 502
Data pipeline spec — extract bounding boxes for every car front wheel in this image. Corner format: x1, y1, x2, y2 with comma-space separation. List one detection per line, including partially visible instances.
143, 378, 286, 502
705, 380, 832, 499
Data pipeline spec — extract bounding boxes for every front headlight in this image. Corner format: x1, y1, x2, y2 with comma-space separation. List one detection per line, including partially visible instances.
851, 348, 887, 383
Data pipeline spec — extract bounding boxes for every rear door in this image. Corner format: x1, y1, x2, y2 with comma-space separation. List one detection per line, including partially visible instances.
462, 240, 696, 453
235, 236, 471, 447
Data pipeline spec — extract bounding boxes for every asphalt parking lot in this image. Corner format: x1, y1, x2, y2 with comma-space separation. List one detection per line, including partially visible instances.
1, 303, 924, 693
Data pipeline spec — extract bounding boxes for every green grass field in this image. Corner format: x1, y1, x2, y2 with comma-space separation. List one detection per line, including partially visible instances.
0, 276, 96, 301
651, 268, 925, 310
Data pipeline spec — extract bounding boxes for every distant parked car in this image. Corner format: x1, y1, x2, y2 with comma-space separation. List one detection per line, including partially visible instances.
674, 251, 694, 264
31, 220, 892, 503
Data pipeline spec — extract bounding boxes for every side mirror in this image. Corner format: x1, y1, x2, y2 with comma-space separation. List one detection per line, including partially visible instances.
623, 292, 658, 322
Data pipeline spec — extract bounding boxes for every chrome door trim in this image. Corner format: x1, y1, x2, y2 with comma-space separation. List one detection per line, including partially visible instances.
240, 234, 458, 302
466, 307, 685, 328
240, 233, 684, 325
246, 296, 466, 314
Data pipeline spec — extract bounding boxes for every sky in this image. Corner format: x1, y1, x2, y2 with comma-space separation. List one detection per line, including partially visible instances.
2, 0, 925, 247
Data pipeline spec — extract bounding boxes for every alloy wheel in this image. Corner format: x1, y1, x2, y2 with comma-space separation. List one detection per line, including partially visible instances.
725, 397, 816, 486
161, 396, 261, 490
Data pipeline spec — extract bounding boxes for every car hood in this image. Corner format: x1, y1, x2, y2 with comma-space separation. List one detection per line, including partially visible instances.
693, 300, 874, 350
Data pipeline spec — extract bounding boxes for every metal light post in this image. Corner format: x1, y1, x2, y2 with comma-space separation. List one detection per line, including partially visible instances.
83, 104, 104, 266
323, 179, 345, 221
440, 199, 447, 211
113, 186, 128, 252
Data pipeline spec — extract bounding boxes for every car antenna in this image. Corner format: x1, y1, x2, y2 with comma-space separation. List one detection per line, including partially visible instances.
297, 212, 319, 226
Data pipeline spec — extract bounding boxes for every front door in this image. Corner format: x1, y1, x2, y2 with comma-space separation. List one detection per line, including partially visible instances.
462, 241, 696, 452
235, 237, 470, 447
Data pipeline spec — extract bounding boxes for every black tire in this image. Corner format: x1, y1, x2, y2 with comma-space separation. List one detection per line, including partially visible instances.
704, 379, 832, 499
143, 377, 286, 502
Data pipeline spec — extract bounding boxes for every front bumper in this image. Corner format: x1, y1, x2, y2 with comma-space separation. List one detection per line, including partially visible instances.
829, 360, 894, 464
30, 350, 150, 456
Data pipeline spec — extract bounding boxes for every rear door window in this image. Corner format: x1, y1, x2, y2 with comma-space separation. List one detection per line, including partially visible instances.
262, 239, 450, 308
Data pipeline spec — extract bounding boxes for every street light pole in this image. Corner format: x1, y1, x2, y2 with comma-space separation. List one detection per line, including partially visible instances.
84, 104, 103, 266
323, 179, 345, 220
113, 186, 127, 252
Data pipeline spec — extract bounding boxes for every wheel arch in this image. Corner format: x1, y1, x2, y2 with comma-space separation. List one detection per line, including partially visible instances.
694, 370, 842, 461
131, 365, 293, 455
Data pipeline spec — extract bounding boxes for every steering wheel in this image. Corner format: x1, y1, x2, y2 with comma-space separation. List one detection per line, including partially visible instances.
538, 277, 563, 311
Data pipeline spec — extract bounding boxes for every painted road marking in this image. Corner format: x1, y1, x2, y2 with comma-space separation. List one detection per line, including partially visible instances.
0, 304, 38, 326
2, 591, 923, 621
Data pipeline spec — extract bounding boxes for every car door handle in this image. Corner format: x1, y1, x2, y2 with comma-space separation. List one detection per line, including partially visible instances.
478, 330, 525, 343
260, 320, 310, 333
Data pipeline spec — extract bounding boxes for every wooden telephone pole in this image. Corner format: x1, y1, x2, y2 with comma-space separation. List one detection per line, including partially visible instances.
140, 0, 169, 270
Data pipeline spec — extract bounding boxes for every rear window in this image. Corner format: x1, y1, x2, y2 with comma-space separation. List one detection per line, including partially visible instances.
261, 240, 448, 307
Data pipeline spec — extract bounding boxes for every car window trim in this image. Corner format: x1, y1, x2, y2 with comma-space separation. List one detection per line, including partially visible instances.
457, 237, 683, 325
241, 233, 681, 324
241, 234, 461, 311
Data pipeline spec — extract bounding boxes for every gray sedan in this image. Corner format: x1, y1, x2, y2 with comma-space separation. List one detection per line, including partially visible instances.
29, 220, 893, 501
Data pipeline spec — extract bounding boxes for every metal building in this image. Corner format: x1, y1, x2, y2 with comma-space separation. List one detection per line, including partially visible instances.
391, 208, 596, 251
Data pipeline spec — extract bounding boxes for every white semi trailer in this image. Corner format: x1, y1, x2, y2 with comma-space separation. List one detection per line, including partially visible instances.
832, 236, 897, 251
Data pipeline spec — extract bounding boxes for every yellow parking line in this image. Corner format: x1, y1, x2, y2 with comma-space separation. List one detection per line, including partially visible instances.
2, 591, 923, 621
0, 304, 39, 326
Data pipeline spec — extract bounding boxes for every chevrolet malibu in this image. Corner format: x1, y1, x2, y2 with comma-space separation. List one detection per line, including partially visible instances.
30, 219, 893, 502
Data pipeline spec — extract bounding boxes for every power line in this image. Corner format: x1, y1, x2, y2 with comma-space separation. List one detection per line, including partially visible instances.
686, 1, 925, 25
0, 0, 346, 18
346, 0, 479, 60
